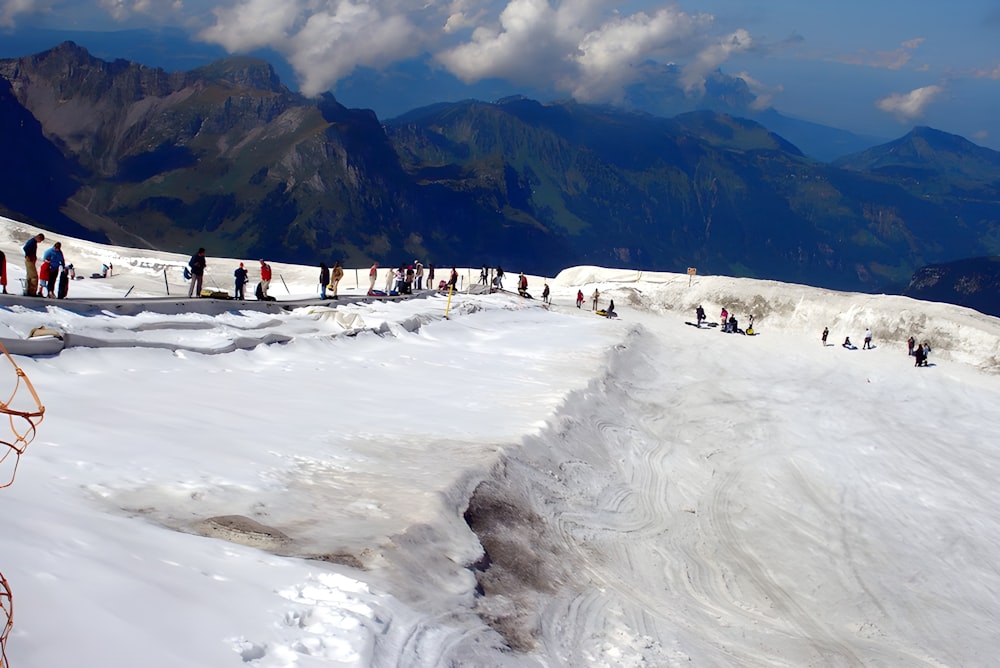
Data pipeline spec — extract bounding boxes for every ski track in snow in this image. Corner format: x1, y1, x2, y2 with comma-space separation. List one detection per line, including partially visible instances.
467, 310, 1000, 667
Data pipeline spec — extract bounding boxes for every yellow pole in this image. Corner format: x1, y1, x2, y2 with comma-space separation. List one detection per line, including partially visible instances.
444, 285, 454, 318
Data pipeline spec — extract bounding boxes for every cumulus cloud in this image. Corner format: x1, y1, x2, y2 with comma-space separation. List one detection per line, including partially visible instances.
436, 0, 737, 103
680, 28, 752, 94
875, 84, 944, 121
197, 0, 424, 96
3, 0, 757, 104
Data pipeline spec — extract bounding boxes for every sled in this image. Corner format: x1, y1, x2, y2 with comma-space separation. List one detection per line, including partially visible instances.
200, 289, 231, 299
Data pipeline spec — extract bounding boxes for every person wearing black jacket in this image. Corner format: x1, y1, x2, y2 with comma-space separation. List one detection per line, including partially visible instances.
188, 248, 207, 297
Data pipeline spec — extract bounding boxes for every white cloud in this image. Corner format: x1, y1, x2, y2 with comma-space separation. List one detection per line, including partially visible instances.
437, 0, 728, 103
0, 0, 53, 28
289, 6, 420, 96
198, 0, 303, 52
875, 84, 944, 121
680, 28, 752, 94
1, 0, 755, 104
197, 0, 424, 96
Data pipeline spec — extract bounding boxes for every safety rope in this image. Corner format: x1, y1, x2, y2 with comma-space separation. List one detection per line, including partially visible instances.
0, 342, 46, 490
1, 573, 11, 668
0, 340, 46, 667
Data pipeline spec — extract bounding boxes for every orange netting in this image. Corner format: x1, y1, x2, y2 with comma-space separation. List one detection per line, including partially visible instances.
1, 573, 11, 668
0, 340, 46, 667
0, 341, 46, 490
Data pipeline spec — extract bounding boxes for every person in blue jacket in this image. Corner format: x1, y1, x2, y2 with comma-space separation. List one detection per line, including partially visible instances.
41, 241, 66, 298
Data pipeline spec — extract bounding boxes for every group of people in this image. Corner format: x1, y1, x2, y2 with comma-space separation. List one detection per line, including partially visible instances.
825, 327, 932, 366
702, 306, 751, 334
19, 233, 75, 298
186, 250, 274, 300
908, 336, 932, 366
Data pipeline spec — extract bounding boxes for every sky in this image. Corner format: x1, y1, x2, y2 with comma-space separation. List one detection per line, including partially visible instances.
2, 214, 1000, 666
1, 0, 999, 149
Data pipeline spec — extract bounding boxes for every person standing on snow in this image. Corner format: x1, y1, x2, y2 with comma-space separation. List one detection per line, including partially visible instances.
591, 288, 600, 311
696, 305, 706, 327
415, 260, 424, 290
259, 259, 272, 299
318, 262, 330, 299
576, 290, 584, 308
517, 272, 528, 296
234, 262, 249, 300
907, 336, 916, 356
22, 232, 45, 296
542, 283, 550, 305
822, 327, 829, 346
330, 260, 345, 299
41, 241, 66, 297
863, 328, 873, 350
188, 247, 207, 298
368, 261, 379, 294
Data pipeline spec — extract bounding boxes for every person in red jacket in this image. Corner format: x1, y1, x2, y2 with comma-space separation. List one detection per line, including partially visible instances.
259, 259, 272, 299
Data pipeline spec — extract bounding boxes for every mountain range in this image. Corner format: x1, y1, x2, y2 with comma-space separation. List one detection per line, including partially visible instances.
2, 42, 1000, 298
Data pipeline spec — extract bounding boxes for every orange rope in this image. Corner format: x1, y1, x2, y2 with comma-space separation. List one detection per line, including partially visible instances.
1, 573, 10, 668
0, 342, 46, 489
0, 340, 46, 667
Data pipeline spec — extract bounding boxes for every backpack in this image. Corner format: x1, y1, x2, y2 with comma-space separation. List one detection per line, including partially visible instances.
183, 267, 192, 280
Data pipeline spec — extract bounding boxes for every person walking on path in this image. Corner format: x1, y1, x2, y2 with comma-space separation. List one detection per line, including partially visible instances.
863, 328, 873, 349
41, 241, 66, 297
822, 327, 829, 346
234, 262, 249, 300
22, 232, 45, 296
330, 261, 344, 298
258, 259, 272, 299
368, 261, 379, 294
318, 262, 330, 299
591, 288, 600, 311
188, 248, 207, 297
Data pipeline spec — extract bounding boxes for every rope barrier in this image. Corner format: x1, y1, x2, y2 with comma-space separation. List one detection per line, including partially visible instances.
1, 573, 11, 668
0, 340, 46, 667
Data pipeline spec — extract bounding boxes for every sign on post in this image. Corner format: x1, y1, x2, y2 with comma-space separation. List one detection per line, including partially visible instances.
687, 267, 697, 287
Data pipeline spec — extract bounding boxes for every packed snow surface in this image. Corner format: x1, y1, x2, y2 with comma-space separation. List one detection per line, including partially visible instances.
2, 218, 999, 667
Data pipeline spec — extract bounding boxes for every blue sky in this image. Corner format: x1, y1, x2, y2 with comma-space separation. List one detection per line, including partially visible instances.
2, 0, 998, 149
